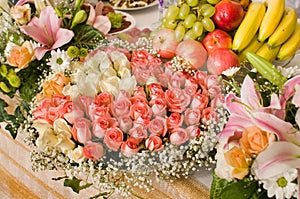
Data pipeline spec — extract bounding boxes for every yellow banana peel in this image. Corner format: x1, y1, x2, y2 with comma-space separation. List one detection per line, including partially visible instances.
256, 43, 280, 62
267, 7, 297, 48
277, 22, 300, 61
232, 2, 266, 52
239, 34, 264, 61
258, 0, 285, 42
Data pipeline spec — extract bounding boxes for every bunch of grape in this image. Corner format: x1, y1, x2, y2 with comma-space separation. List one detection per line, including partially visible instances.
162, 0, 220, 41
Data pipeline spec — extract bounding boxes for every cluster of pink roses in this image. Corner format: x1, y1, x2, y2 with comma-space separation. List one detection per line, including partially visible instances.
32, 50, 224, 161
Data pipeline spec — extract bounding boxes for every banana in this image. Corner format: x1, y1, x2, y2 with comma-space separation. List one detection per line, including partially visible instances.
258, 0, 285, 42
277, 22, 300, 61
239, 34, 264, 61
232, 2, 266, 52
255, 42, 280, 62
267, 7, 297, 48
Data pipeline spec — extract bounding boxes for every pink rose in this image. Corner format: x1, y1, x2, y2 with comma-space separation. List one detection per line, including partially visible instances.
121, 137, 140, 157
184, 84, 198, 97
195, 71, 208, 87
148, 116, 167, 137
190, 91, 209, 111
165, 88, 191, 113
170, 128, 189, 145
205, 74, 219, 88
184, 108, 201, 126
75, 95, 94, 116
186, 125, 201, 139
104, 127, 124, 151
131, 50, 151, 70
157, 70, 172, 88
201, 107, 217, 125
131, 87, 148, 104
129, 126, 148, 142
166, 112, 183, 130
93, 117, 117, 138
51, 94, 71, 107
83, 141, 104, 160
130, 101, 152, 126
111, 91, 131, 117
145, 135, 163, 152
94, 92, 113, 107
147, 83, 165, 100
132, 67, 151, 85
208, 85, 222, 98
168, 71, 186, 89
72, 118, 92, 144
89, 104, 111, 121
47, 104, 67, 124
118, 116, 133, 132
150, 98, 167, 117
210, 94, 225, 108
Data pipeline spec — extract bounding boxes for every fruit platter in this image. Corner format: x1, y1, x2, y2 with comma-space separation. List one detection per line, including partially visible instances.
1, 0, 300, 198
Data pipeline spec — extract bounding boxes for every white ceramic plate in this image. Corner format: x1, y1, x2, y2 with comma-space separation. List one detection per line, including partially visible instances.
109, 11, 136, 35
111, 0, 158, 11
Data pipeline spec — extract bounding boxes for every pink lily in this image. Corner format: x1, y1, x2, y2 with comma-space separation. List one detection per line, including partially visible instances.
20, 6, 74, 60
85, 2, 111, 35
220, 75, 282, 141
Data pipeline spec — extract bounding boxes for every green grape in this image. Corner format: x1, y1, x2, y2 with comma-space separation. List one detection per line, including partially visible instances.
207, 0, 221, 5
165, 5, 180, 20
165, 19, 178, 29
183, 13, 196, 29
186, 0, 199, 7
202, 17, 215, 32
184, 29, 198, 40
200, 4, 216, 17
178, 3, 190, 20
192, 21, 203, 36
175, 23, 186, 42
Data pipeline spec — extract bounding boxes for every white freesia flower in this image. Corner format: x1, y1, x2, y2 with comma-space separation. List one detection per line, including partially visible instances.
68, 146, 85, 163
261, 168, 298, 199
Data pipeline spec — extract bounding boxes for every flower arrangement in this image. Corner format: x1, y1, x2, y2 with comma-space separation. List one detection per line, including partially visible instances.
211, 52, 300, 199
0, 0, 226, 197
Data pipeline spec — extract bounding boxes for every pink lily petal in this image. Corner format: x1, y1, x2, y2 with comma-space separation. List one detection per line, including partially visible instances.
241, 75, 261, 110
252, 142, 300, 179
95, 1, 104, 16
52, 28, 74, 49
280, 75, 300, 108
225, 92, 247, 115
35, 46, 51, 60
86, 4, 96, 26
251, 111, 300, 144
292, 84, 300, 107
93, 15, 111, 35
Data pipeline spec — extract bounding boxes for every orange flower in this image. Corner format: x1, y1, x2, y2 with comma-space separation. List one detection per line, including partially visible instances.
240, 126, 273, 156
224, 146, 251, 179
41, 73, 70, 99
7, 41, 34, 69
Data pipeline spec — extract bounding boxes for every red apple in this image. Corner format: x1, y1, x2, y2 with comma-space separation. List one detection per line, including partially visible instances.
175, 40, 207, 71
212, 0, 244, 32
202, 29, 233, 55
207, 48, 240, 75
152, 28, 179, 59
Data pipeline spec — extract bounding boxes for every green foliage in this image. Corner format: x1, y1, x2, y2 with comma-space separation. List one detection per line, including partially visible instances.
64, 177, 93, 194
72, 24, 106, 49
210, 172, 267, 199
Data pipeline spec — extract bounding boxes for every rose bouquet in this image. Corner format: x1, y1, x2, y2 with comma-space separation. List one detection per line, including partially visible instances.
0, 0, 226, 197
211, 52, 300, 199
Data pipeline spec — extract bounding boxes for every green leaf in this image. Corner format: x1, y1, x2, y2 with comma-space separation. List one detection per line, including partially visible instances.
72, 24, 106, 49
64, 177, 92, 194
210, 172, 259, 199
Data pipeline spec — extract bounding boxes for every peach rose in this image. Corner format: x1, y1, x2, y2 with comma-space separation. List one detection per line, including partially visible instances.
111, 91, 131, 117
170, 128, 189, 145
190, 91, 209, 111
240, 126, 273, 156
166, 112, 183, 130
121, 137, 141, 157
118, 116, 133, 133
130, 101, 152, 126
184, 108, 201, 126
186, 125, 201, 139
165, 88, 191, 113
150, 98, 167, 117
147, 83, 165, 100
93, 117, 117, 139
129, 126, 148, 142
145, 135, 163, 152
168, 71, 186, 89
94, 92, 113, 107
104, 127, 124, 151
201, 107, 217, 125
7, 41, 34, 69
10, 4, 31, 25
148, 116, 167, 137
224, 146, 251, 180
83, 141, 104, 161
41, 73, 70, 99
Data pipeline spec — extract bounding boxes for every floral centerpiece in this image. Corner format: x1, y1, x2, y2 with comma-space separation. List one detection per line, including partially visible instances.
211, 52, 300, 199
0, 0, 226, 197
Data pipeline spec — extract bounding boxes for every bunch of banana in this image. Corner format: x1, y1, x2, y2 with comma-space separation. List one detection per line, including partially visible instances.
232, 0, 300, 62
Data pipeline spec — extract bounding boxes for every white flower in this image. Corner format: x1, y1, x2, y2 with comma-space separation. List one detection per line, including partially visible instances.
222, 67, 241, 77
68, 146, 85, 163
47, 49, 71, 72
261, 168, 298, 199
214, 141, 234, 182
